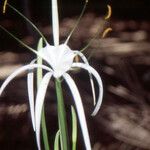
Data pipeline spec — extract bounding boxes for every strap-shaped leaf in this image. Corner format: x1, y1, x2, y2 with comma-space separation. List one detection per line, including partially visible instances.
71, 63, 103, 116
54, 130, 60, 150
37, 38, 50, 150
63, 73, 92, 150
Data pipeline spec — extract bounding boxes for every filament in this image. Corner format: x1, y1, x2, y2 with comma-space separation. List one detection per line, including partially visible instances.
6, 3, 47, 43
65, 0, 88, 44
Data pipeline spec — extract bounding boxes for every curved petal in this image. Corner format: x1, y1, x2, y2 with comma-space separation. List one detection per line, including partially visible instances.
27, 59, 37, 131
0, 64, 51, 96
71, 63, 103, 116
35, 72, 53, 150
63, 73, 92, 150
52, 0, 59, 46
74, 51, 96, 105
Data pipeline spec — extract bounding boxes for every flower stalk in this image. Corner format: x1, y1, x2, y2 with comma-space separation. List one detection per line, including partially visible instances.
55, 79, 69, 150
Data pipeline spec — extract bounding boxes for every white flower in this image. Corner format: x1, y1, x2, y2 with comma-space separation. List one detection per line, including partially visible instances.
0, 0, 103, 150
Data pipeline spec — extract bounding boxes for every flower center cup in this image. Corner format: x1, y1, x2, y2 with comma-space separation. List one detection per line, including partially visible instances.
39, 44, 76, 78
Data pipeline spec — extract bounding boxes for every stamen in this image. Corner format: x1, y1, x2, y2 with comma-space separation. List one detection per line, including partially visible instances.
6, 3, 47, 43
0, 25, 38, 55
3, 0, 8, 14
105, 5, 112, 20
65, 0, 88, 44
102, 27, 112, 38
81, 4, 113, 52
80, 21, 106, 52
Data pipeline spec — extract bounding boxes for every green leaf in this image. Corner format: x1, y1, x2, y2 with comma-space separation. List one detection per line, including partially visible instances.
37, 38, 50, 150
71, 106, 77, 150
54, 130, 60, 150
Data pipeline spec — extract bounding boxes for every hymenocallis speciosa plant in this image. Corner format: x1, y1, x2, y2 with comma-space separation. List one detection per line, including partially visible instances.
0, 0, 112, 150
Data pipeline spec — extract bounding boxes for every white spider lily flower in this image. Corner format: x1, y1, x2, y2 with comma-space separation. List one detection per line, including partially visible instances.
0, 0, 104, 150
0, 46, 103, 150
24, 42, 103, 150
27, 43, 103, 150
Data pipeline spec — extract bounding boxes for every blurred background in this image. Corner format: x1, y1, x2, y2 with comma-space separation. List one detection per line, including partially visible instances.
0, 0, 150, 149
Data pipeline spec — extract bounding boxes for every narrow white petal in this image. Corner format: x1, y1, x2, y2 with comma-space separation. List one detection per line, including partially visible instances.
63, 73, 92, 150
52, 0, 59, 46
27, 59, 37, 131
71, 63, 103, 116
35, 72, 52, 150
74, 51, 96, 105
0, 64, 51, 96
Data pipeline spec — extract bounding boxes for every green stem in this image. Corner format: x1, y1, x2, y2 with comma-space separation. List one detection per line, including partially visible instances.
55, 79, 69, 150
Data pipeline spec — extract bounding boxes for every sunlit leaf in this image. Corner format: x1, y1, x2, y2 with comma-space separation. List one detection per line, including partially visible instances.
54, 130, 60, 150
